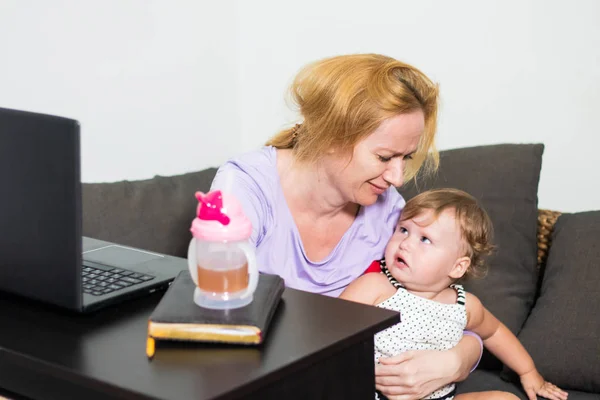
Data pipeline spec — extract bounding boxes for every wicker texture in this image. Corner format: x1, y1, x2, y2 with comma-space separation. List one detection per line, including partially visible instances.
537, 209, 562, 269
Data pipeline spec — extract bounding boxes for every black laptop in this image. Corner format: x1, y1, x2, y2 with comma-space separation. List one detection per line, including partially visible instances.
0, 107, 186, 312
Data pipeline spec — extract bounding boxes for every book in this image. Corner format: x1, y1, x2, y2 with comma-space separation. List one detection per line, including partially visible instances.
146, 270, 285, 358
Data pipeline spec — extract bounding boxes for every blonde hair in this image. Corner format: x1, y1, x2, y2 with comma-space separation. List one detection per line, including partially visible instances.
400, 188, 495, 280
266, 53, 440, 181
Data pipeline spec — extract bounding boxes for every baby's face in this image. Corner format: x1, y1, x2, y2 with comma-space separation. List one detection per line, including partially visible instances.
384, 208, 467, 292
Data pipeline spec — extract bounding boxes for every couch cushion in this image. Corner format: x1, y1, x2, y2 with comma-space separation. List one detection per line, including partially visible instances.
82, 168, 218, 258
457, 369, 598, 400
399, 143, 543, 370
502, 211, 600, 393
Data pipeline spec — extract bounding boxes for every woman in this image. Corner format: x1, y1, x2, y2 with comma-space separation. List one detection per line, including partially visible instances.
211, 53, 482, 399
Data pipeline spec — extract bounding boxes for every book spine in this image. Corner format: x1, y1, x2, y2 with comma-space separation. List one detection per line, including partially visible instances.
148, 322, 262, 345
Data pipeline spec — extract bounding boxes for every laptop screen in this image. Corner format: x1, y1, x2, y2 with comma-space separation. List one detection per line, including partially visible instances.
0, 107, 83, 310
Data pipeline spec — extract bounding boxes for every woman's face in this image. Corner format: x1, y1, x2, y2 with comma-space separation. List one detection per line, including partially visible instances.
324, 110, 424, 206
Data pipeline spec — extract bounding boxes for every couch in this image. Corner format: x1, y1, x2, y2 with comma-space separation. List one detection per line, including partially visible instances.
82, 143, 600, 399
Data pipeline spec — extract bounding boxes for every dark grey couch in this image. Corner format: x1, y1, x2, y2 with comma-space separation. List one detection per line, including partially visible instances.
83, 144, 600, 399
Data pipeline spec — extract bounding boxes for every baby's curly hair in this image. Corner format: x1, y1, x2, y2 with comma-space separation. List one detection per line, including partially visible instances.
400, 188, 495, 281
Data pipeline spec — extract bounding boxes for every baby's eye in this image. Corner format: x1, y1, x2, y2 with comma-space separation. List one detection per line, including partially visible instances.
403, 154, 414, 161
420, 236, 431, 244
377, 155, 392, 163
398, 226, 408, 234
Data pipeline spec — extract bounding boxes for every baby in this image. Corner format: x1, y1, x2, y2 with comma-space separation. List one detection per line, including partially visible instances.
340, 188, 568, 400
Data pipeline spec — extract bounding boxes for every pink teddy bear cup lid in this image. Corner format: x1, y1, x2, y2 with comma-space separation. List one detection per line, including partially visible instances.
190, 190, 252, 242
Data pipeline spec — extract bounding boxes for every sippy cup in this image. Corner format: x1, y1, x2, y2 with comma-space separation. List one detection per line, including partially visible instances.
187, 190, 258, 309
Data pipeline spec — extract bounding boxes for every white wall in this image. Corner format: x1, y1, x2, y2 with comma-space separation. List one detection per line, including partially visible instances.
1, 1, 598, 212
0, 0, 241, 182
237, 0, 600, 213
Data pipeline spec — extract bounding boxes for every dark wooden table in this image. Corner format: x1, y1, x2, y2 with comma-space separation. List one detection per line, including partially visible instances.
0, 276, 399, 400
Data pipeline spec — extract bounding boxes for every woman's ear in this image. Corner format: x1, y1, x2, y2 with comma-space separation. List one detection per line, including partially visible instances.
449, 256, 471, 280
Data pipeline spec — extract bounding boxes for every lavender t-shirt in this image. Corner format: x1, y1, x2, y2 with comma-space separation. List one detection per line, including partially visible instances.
211, 146, 404, 297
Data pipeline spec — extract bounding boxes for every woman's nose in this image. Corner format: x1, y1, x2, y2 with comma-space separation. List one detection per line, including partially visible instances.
383, 158, 404, 188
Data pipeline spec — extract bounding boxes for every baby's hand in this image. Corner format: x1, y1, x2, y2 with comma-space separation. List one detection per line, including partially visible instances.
520, 369, 568, 400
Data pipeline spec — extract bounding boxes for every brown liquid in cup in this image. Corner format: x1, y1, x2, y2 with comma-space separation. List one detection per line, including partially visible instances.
196, 263, 249, 293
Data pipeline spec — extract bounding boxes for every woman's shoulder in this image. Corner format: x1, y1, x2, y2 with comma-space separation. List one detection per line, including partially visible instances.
213, 147, 276, 184
211, 147, 281, 243
222, 146, 276, 171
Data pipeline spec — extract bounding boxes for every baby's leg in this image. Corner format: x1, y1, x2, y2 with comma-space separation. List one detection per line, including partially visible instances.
455, 391, 520, 400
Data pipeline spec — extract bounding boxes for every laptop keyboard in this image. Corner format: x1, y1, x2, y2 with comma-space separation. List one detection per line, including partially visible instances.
82, 262, 155, 296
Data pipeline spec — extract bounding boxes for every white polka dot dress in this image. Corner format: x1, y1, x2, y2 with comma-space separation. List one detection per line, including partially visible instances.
374, 262, 467, 400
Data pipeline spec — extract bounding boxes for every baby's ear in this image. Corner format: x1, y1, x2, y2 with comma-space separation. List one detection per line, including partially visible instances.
449, 257, 471, 280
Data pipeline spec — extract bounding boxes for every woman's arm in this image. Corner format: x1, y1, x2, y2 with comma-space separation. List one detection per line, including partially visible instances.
375, 334, 481, 400
451, 333, 482, 381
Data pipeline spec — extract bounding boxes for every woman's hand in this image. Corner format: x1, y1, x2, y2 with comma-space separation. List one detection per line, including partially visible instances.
375, 330, 481, 399
375, 349, 462, 400
375, 350, 461, 400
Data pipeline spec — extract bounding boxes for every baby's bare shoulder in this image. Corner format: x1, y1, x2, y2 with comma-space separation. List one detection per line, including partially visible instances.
340, 273, 395, 305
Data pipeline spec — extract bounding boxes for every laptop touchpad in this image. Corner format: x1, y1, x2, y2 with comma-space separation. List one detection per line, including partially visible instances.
83, 245, 163, 267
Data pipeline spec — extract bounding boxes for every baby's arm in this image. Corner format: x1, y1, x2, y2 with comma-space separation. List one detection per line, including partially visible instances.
465, 293, 568, 400
339, 273, 396, 306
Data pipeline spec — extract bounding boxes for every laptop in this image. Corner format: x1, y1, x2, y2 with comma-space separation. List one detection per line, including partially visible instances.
0, 107, 186, 312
